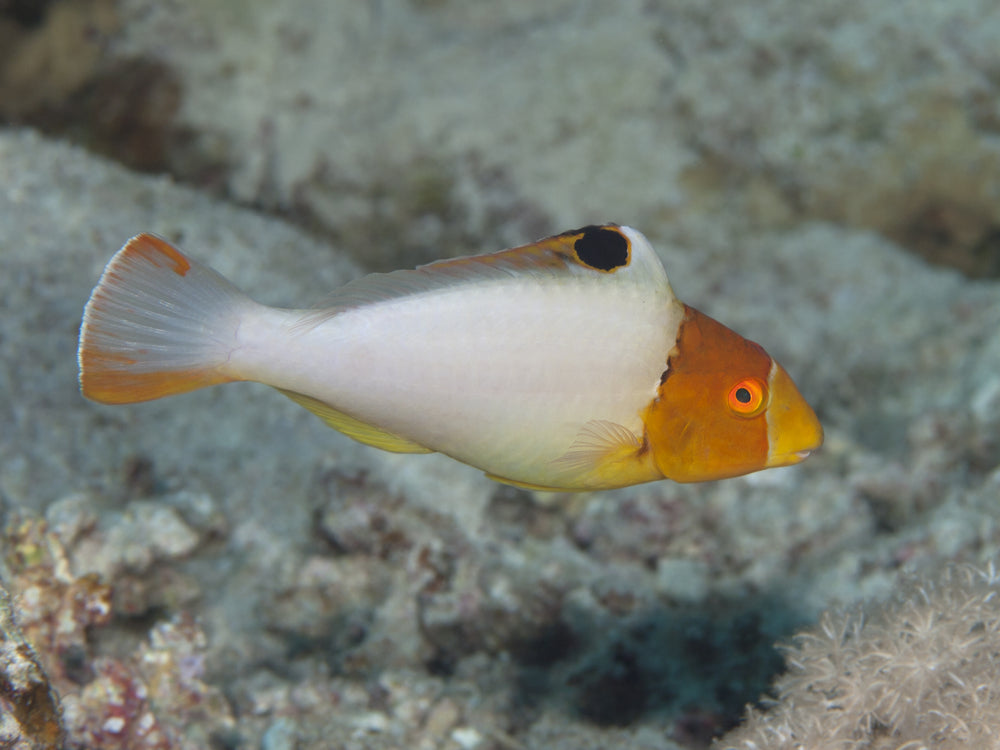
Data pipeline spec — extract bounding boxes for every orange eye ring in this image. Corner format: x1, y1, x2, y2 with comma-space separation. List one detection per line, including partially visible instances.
727, 377, 766, 417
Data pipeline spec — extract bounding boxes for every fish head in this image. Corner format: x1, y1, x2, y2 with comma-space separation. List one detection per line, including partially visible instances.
644, 305, 823, 483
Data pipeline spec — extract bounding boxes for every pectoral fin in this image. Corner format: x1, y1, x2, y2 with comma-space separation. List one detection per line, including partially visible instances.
278, 389, 432, 454
548, 420, 660, 489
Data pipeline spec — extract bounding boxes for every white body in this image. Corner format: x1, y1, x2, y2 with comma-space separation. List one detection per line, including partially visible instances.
232, 227, 683, 485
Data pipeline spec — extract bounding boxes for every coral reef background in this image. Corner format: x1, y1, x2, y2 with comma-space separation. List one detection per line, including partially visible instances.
2, 1, 1000, 748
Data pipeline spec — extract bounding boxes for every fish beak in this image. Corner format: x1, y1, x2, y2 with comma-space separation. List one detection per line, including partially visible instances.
765, 362, 823, 468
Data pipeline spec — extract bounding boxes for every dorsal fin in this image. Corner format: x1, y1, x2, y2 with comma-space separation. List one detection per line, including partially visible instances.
278, 389, 432, 454
295, 225, 670, 329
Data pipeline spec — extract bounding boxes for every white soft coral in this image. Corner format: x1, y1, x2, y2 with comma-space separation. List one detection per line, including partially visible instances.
717, 566, 1000, 750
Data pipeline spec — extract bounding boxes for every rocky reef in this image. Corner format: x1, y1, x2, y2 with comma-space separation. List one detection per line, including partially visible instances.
2, 1, 1000, 748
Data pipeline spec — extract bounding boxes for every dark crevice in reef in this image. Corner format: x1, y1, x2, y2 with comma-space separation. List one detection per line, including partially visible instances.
0, 0, 228, 184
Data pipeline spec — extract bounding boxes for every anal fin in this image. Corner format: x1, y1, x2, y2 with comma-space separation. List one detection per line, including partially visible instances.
483, 473, 569, 493
278, 389, 432, 454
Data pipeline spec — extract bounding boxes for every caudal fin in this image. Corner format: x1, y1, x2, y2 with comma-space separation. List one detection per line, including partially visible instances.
79, 233, 252, 404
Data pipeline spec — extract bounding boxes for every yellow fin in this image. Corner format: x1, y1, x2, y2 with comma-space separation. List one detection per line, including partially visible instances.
555, 420, 643, 468
278, 389, 432, 454
549, 420, 658, 489
486, 421, 657, 492
483, 473, 569, 493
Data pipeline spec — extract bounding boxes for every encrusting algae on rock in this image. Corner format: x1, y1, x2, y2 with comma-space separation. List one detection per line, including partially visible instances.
0, 516, 236, 749
78, 225, 821, 491
0, 577, 65, 750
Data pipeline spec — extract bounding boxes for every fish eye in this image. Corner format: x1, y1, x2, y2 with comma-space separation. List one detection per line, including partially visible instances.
727, 377, 766, 417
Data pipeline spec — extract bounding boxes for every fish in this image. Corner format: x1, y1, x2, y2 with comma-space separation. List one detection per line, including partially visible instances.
77, 224, 822, 491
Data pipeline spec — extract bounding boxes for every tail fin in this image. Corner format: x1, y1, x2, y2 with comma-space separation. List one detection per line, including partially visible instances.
79, 233, 252, 404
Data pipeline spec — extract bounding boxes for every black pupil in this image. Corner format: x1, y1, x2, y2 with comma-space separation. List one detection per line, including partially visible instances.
735, 387, 752, 404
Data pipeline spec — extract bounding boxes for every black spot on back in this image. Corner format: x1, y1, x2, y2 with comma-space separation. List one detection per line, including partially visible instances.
573, 226, 629, 271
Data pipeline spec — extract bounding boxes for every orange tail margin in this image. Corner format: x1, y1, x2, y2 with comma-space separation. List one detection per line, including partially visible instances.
79, 234, 249, 404
79, 352, 233, 404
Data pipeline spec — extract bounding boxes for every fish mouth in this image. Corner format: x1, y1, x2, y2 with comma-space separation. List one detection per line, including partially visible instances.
767, 447, 818, 467
764, 362, 824, 469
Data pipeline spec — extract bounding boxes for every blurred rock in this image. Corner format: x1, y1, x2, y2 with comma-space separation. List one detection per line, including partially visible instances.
0, 579, 64, 750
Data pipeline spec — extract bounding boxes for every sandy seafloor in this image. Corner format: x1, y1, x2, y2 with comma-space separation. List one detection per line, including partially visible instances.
2, 1, 1000, 748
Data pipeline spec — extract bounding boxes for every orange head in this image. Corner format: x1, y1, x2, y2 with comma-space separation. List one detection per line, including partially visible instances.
643, 305, 823, 482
